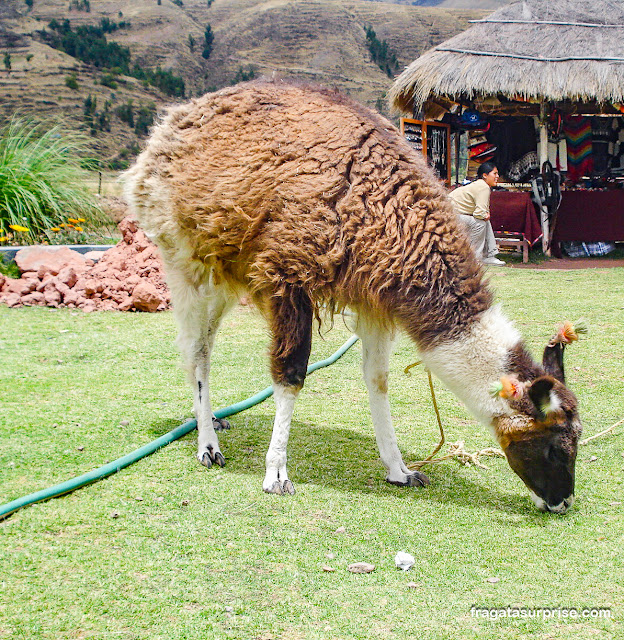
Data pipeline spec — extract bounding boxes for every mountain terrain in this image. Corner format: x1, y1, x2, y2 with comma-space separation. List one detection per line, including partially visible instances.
0, 0, 510, 162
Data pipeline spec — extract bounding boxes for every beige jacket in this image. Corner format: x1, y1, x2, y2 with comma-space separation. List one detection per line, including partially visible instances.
448, 179, 491, 220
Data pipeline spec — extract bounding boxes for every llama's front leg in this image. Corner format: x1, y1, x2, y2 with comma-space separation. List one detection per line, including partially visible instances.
263, 384, 299, 495
263, 287, 313, 495
358, 319, 430, 488
172, 276, 234, 469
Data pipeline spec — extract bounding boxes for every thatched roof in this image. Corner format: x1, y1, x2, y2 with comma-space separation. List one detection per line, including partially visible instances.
389, 0, 624, 114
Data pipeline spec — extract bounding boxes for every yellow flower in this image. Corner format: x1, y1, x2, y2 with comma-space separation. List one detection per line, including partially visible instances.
74, 226, 83, 232
77, 218, 86, 223
9, 224, 29, 232
59, 223, 67, 228
0, 236, 8, 242
50, 227, 61, 232
68, 218, 80, 224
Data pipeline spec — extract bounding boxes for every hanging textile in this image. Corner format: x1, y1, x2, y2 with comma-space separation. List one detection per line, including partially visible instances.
591, 117, 613, 177
486, 117, 537, 178
609, 117, 624, 173
564, 116, 593, 183
547, 109, 567, 171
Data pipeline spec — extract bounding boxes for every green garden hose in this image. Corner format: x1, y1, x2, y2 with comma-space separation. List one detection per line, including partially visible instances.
0, 335, 359, 520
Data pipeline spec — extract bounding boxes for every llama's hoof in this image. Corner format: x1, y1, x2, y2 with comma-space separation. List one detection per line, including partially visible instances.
263, 480, 296, 496
387, 471, 430, 488
200, 452, 213, 468
282, 479, 296, 495
198, 445, 225, 469
212, 417, 231, 431
214, 452, 226, 467
264, 481, 283, 495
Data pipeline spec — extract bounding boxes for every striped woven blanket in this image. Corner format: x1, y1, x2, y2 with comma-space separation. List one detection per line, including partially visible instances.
564, 116, 593, 183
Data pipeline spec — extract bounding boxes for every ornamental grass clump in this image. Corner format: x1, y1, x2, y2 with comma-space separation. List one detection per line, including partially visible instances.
0, 116, 104, 244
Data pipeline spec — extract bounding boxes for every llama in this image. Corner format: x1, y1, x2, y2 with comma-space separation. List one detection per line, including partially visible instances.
124, 79, 581, 513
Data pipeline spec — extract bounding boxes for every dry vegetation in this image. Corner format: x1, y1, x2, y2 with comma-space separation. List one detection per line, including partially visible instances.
0, 0, 505, 161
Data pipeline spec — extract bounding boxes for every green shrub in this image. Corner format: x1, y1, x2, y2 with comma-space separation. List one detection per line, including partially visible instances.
115, 100, 134, 128
100, 72, 118, 89
0, 254, 20, 278
0, 116, 102, 244
232, 65, 256, 84
134, 102, 156, 136
65, 73, 79, 90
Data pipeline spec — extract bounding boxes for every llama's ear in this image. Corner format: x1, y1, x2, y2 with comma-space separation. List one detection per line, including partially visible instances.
528, 376, 558, 418
542, 319, 587, 384
542, 341, 566, 384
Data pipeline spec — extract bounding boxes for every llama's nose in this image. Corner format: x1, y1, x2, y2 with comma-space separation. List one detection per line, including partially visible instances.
547, 494, 574, 514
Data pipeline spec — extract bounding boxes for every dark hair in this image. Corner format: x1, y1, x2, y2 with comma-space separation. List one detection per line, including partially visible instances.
477, 161, 497, 179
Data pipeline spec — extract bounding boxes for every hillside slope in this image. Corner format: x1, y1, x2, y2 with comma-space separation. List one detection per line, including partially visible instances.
0, 0, 490, 161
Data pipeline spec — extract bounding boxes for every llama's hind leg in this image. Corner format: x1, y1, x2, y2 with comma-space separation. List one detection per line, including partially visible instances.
171, 272, 236, 469
263, 288, 313, 495
357, 317, 430, 488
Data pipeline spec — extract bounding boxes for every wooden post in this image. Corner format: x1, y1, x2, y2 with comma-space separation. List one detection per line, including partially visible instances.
538, 102, 550, 255
454, 130, 461, 186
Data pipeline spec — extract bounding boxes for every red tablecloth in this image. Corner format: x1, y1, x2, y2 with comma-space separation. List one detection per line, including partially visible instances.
490, 191, 542, 245
552, 190, 624, 242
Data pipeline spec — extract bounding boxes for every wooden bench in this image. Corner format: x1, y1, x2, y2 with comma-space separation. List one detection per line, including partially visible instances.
495, 232, 530, 263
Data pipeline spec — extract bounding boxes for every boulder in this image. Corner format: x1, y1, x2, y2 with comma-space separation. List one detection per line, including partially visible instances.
57, 267, 79, 289
131, 281, 163, 313
83, 250, 106, 263
16, 246, 87, 277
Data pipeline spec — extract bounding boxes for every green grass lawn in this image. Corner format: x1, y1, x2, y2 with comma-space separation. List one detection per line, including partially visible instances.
1, 267, 623, 640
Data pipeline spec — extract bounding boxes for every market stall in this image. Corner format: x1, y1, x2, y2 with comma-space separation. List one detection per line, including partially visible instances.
389, 0, 624, 257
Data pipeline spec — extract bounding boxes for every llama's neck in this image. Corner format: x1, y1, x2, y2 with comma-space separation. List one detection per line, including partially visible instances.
417, 306, 522, 427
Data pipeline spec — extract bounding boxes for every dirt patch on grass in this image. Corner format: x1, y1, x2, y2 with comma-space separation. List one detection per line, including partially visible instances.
512, 258, 624, 270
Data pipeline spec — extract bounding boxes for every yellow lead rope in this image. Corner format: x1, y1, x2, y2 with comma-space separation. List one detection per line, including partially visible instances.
405, 361, 505, 470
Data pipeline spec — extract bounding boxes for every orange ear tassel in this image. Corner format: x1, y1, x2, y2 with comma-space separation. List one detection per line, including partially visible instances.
489, 376, 524, 399
555, 319, 588, 344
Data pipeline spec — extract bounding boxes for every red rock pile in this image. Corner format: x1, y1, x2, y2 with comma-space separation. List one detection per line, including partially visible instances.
0, 218, 171, 312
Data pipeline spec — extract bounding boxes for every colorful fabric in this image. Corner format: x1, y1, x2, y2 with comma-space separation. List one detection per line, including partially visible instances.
562, 241, 615, 257
507, 151, 538, 181
564, 116, 593, 183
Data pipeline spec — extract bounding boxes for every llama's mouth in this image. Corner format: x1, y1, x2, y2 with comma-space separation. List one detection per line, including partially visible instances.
529, 490, 574, 514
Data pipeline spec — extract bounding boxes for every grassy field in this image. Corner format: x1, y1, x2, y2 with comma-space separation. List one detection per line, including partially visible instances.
1, 267, 623, 639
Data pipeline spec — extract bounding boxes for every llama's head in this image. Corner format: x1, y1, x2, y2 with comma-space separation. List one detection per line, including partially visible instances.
494, 340, 581, 514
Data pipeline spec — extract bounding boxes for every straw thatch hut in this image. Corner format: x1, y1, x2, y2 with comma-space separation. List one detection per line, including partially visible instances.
390, 0, 624, 116
389, 0, 624, 256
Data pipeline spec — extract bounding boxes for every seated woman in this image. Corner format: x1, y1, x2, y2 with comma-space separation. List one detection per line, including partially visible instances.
449, 161, 505, 266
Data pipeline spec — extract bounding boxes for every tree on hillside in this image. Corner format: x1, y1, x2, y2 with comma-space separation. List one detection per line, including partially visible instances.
202, 24, 213, 59
3, 52, 11, 73
365, 26, 399, 78
69, 0, 91, 12
188, 34, 195, 52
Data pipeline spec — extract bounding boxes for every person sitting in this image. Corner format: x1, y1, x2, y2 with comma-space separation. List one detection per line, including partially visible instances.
448, 161, 505, 266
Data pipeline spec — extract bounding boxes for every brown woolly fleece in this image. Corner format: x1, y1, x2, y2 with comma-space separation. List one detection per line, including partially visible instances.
127, 79, 491, 350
